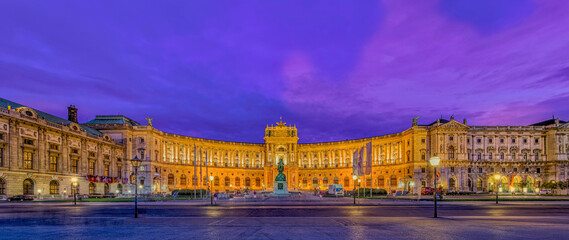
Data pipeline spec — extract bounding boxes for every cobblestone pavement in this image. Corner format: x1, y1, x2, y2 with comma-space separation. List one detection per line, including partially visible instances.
1, 200, 569, 240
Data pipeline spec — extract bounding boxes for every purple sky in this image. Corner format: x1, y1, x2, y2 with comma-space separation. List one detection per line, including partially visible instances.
1, 1, 568, 143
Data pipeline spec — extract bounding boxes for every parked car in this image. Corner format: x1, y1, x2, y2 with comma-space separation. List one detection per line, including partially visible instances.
7, 195, 34, 201
89, 193, 104, 198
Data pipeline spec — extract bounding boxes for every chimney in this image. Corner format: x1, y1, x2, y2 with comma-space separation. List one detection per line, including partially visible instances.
68, 105, 78, 123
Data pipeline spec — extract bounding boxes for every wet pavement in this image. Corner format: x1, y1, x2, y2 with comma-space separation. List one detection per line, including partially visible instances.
1, 200, 569, 239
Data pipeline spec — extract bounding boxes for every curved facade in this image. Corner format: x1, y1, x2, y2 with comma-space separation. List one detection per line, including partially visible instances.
1, 97, 569, 197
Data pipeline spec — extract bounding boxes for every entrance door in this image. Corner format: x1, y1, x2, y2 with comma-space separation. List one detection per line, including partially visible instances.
23, 179, 34, 195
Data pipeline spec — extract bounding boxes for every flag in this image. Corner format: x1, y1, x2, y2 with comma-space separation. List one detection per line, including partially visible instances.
358, 146, 364, 176
365, 142, 372, 175
352, 149, 358, 176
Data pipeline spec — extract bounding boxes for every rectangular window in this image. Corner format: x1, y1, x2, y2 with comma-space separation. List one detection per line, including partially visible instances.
72, 149, 79, 154
500, 153, 504, 160
489, 138, 493, 143
537, 168, 541, 173
523, 138, 527, 144
512, 153, 516, 160
49, 154, 58, 172
500, 139, 504, 143
450, 167, 455, 173
502, 168, 506, 172
488, 153, 492, 160
89, 161, 95, 175
477, 139, 481, 144
104, 164, 109, 177
477, 153, 481, 160
513, 168, 517, 172
525, 168, 529, 172
468, 168, 471, 173
24, 139, 34, 145
467, 138, 470, 143
449, 136, 453, 141
479, 168, 483, 173
71, 158, 78, 173
535, 153, 539, 161
490, 167, 494, 172
117, 166, 122, 178
512, 139, 516, 143
421, 168, 425, 173
23, 151, 33, 169
49, 143, 59, 150
0, 133, 3, 140
421, 138, 425, 143
535, 138, 539, 144
0, 147, 4, 167
89, 152, 96, 158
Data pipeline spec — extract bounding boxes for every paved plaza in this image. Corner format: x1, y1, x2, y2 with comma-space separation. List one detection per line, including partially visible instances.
1, 198, 569, 240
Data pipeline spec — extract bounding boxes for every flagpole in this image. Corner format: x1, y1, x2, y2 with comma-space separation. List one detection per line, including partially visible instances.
193, 144, 196, 200
206, 149, 209, 199
199, 147, 203, 200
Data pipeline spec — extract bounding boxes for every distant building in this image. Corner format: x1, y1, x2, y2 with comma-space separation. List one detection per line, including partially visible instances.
0, 97, 568, 197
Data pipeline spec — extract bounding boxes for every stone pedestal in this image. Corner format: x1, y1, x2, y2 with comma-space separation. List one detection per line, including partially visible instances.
271, 180, 291, 197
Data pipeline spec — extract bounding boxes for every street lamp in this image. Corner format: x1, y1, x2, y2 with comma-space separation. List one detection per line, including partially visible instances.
131, 155, 142, 218
209, 175, 214, 205
494, 174, 501, 204
429, 157, 440, 218
352, 175, 357, 205
71, 177, 78, 205
38, 189, 42, 200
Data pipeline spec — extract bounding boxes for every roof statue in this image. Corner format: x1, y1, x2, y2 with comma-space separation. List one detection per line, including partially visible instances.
146, 117, 153, 127
276, 116, 286, 127
412, 117, 419, 126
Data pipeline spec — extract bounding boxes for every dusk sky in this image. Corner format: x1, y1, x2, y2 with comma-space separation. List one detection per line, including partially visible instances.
1, 1, 568, 143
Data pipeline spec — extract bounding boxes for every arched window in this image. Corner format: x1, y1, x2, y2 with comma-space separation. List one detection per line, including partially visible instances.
245, 177, 251, 187
89, 182, 96, 194
476, 179, 482, 190
23, 179, 34, 195
343, 177, 350, 187
366, 177, 372, 187
378, 176, 385, 188
333, 177, 339, 185
235, 177, 241, 187
0, 178, 6, 195
224, 176, 230, 186
302, 177, 308, 187
214, 176, 220, 186
312, 177, 319, 187
255, 177, 261, 187
180, 174, 187, 185
49, 180, 59, 195
323, 177, 328, 185
168, 174, 174, 185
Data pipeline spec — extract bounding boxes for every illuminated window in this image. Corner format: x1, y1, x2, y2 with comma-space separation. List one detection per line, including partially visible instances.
88, 161, 95, 175
23, 151, 33, 169
49, 180, 59, 195
89, 183, 96, 194
104, 164, 109, 177
49, 154, 58, 172
0, 178, 5, 195
71, 158, 79, 173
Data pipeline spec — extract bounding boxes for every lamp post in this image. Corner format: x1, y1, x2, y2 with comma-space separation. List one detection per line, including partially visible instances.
131, 156, 142, 218
209, 175, 214, 205
352, 175, 357, 205
429, 157, 440, 218
494, 174, 501, 204
71, 177, 78, 206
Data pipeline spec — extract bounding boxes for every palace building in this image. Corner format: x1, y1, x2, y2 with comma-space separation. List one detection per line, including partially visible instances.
1, 97, 568, 197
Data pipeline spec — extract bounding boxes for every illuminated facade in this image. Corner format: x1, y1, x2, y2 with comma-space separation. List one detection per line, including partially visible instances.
1, 97, 569, 197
